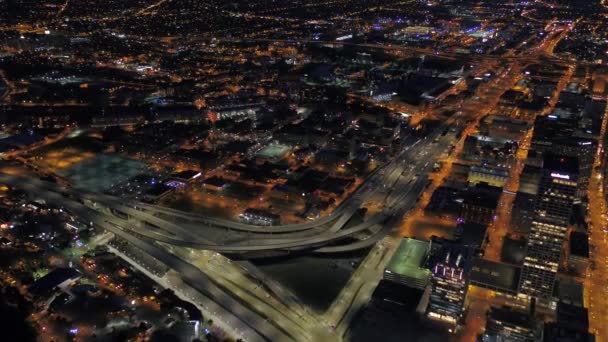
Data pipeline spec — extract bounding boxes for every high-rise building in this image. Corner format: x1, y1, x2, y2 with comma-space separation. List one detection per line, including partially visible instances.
483, 306, 539, 342
556, 302, 590, 332
519, 154, 579, 299
530, 115, 597, 197
511, 192, 537, 234
426, 239, 473, 331
533, 154, 579, 224
542, 322, 595, 342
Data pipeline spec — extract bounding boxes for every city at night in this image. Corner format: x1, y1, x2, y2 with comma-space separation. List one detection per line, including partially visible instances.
0, 0, 605, 341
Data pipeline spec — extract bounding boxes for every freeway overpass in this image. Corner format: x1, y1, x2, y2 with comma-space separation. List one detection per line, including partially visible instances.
0, 114, 459, 342
0, 121, 456, 256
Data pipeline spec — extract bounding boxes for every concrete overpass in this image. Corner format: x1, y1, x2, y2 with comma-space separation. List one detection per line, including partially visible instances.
0, 120, 455, 256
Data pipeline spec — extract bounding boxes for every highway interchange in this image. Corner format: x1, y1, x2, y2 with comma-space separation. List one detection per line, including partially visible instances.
0, 27, 556, 339
0, 117, 458, 341
0, 122, 457, 255
0, 50, 532, 340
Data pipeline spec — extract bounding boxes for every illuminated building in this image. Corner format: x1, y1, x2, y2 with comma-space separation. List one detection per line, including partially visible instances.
239, 208, 281, 226
468, 165, 510, 187
530, 115, 597, 197
483, 306, 539, 342
460, 183, 502, 225
383, 238, 431, 290
511, 192, 536, 234
426, 240, 472, 331
519, 154, 579, 299
479, 115, 529, 141
202, 176, 229, 192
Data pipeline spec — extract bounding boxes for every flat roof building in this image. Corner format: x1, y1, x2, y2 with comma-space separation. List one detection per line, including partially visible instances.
460, 184, 502, 225
468, 165, 510, 188
511, 192, 536, 234
479, 115, 530, 141
554, 277, 585, 308
170, 170, 202, 182
202, 176, 230, 192
454, 222, 488, 254
542, 322, 595, 342
239, 208, 280, 226
426, 185, 463, 217
483, 306, 539, 342
29, 267, 81, 297
384, 238, 431, 290
568, 232, 590, 276
470, 258, 522, 296
556, 302, 589, 332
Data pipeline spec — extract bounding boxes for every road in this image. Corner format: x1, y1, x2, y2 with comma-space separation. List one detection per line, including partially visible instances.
584, 96, 608, 341
0, 45, 525, 340
0, 107, 461, 342
0, 112, 458, 254
0, 16, 576, 340
21, 184, 295, 341
106, 245, 251, 342
0, 70, 10, 102
315, 53, 529, 332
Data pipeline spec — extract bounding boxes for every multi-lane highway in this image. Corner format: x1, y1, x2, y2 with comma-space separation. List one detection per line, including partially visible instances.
0, 123, 458, 342
0, 121, 456, 254
0, 51, 523, 340
0, 41, 534, 340
0, 61, 523, 342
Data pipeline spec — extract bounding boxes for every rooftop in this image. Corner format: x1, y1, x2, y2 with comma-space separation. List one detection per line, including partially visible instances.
569, 231, 589, 258
543, 322, 595, 342
57, 154, 148, 192
462, 184, 502, 209
385, 238, 430, 280
487, 306, 535, 329
554, 276, 585, 307
455, 222, 488, 249
542, 153, 579, 176
469, 165, 510, 178
256, 144, 291, 161
470, 258, 521, 294
371, 280, 423, 311
242, 208, 280, 220
557, 302, 589, 331
29, 267, 81, 296
427, 238, 473, 270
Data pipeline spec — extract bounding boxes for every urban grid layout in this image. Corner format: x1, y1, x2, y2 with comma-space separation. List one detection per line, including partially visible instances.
0, 0, 605, 341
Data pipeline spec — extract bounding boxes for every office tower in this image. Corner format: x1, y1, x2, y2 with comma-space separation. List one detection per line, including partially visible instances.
426, 239, 473, 331
530, 115, 596, 197
483, 306, 539, 342
519, 154, 579, 299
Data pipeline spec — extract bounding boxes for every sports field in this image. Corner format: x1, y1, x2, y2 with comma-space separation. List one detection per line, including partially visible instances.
57, 154, 148, 192
255, 144, 290, 161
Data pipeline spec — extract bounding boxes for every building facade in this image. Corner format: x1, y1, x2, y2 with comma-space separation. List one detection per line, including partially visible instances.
426, 241, 473, 331
519, 154, 579, 299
